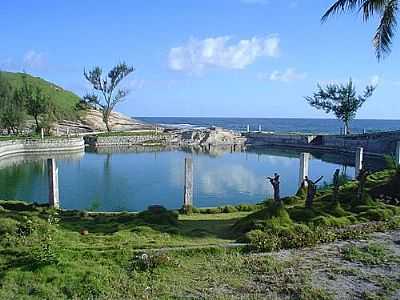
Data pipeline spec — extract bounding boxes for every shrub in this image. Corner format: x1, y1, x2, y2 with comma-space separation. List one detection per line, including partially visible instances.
137, 209, 178, 226
222, 205, 238, 213
358, 208, 394, 221
127, 252, 171, 273
0, 218, 19, 235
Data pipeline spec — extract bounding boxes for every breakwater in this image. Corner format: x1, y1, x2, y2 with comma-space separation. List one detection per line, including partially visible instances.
0, 137, 85, 159
245, 131, 400, 157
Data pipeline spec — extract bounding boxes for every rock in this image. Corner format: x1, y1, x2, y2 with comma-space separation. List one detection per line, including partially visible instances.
179, 127, 246, 146
52, 109, 154, 134
80, 228, 89, 235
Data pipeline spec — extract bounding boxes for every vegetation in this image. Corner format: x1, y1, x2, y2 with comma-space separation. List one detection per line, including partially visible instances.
0, 168, 399, 298
83, 62, 135, 132
0, 74, 25, 134
0, 71, 81, 134
305, 79, 375, 135
322, 0, 399, 60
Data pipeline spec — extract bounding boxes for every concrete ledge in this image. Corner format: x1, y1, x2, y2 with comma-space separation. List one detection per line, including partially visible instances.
84, 134, 176, 147
0, 137, 85, 159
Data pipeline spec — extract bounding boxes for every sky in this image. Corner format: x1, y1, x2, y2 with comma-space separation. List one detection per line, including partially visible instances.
0, 0, 399, 119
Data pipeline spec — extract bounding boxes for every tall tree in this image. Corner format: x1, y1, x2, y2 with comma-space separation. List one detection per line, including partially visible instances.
0, 74, 26, 134
18, 76, 52, 133
322, 0, 399, 60
83, 62, 135, 132
305, 79, 375, 135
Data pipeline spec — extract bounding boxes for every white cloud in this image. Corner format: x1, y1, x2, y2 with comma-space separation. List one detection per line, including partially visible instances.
23, 50, 46, 69
369, 75, 380, 86
266, 68, 307, 82
168, 35, 280, 73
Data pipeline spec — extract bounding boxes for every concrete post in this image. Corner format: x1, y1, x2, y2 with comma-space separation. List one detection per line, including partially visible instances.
40, 128, 44, 140
66, 128, 70, 137
355, 147, 363, 178
246, 124, 250, 133
47, 158, 60, 209
396, 141, 400, 166
56, 127, 59, 136
299, 153, 310, 187
258, 124, 262, 132
183, 157, 193, 209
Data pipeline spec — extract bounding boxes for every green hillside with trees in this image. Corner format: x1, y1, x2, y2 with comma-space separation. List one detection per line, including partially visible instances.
0, 71, 81, 118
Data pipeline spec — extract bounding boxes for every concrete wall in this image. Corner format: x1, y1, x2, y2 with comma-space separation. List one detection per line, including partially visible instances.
322, 131, 400, 154
246, 131, 400, 156
0, 137, 85, 159
84, 134, 176, 147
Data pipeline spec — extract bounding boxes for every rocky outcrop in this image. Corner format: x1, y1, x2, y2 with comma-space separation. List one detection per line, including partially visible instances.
53, 109, 154, 134
178, 127, 246, 146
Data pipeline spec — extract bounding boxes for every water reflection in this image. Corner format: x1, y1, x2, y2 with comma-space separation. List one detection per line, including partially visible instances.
0, 146, 385, 211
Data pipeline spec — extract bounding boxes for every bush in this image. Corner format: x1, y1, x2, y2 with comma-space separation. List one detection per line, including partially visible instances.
137, 209, 179, 226
0, 218, 19, 235
222, 205, 238, 213
358, 208, 394, 221
127, 252, 171, 273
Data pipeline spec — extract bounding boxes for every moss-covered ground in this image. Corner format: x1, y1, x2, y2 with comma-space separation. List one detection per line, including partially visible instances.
0, 168, 399, 299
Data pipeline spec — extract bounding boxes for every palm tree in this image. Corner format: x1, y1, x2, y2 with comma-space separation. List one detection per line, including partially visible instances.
322, 0, 398, 60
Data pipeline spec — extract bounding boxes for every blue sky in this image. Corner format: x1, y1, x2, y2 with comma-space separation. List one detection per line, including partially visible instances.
1, 0, 399, 119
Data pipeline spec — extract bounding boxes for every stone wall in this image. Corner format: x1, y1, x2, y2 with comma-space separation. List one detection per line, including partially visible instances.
322, 131, 400, 154
0, 137, 85, 159
84, 134, 178, 147
246, 131, 400, 156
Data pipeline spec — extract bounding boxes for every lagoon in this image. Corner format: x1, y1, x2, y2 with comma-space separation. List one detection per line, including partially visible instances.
0, 146, 384, 212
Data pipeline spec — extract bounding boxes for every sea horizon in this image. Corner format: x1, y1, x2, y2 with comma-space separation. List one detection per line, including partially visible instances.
136, 116, 400, 135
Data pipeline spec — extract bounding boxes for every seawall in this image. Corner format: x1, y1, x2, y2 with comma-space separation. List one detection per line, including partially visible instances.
0, 137, 85, 159
245, 131, 400, 156
84, 133, 178, 147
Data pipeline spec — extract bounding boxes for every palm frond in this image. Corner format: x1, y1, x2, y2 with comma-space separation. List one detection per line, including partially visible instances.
360, 0, 387, 20
321, 0, 365, 22
373, 0, 398, 60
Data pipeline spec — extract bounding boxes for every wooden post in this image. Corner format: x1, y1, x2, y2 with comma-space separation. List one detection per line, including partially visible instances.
299, 153, 310, 187
183, 157, 193, 210
47, 158, 60, 209
396, 141, 400, 166
355, 147, 363, 178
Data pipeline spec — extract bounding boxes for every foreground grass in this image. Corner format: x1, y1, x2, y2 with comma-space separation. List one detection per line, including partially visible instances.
0, 168, 400, 299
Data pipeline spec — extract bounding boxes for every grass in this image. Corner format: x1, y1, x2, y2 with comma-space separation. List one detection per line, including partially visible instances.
342, 242, 399, 265
0, 71, 81, 120
0, 168, 400, 298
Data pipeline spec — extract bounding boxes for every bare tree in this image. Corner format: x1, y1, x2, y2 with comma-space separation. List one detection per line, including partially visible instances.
332, 169, 340, 205
83, 62, 135, 132
304, 176, 324, 208
357, 168, 370, 204
267, 173, 281, 204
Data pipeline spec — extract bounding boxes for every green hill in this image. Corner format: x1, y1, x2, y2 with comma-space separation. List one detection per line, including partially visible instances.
0, 71, 81, 120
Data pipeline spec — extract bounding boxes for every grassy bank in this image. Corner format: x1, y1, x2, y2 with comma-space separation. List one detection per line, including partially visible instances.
0, 168, 399, 299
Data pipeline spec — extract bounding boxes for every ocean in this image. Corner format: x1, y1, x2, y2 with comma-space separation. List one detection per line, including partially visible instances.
136, 117, 400, 134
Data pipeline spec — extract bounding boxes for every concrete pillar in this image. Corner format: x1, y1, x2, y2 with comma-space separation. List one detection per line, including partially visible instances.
396, 141, 400, 166
298, 153, 310, 187
183, 157, 193, 208
355, 147, 363, 178
47, 158, 60, 209
40, 128, 44, 140
246, 124, 250, 133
